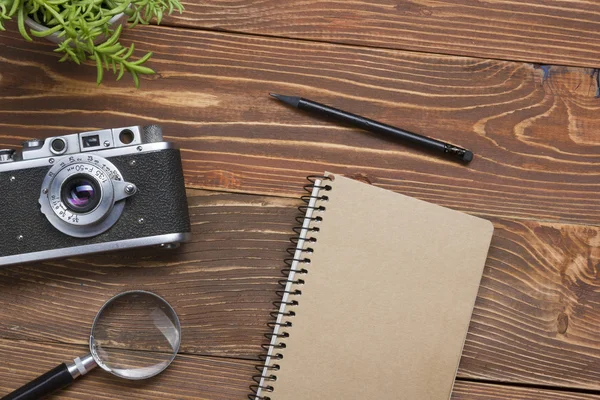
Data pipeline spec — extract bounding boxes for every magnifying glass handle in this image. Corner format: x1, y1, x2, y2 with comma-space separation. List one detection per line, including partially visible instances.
1, 354, 97, 400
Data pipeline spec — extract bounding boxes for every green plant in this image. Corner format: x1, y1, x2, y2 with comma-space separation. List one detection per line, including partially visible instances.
0, 0, 184, 87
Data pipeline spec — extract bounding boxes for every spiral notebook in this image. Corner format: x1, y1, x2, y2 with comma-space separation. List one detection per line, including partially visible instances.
251, 173, 494, 400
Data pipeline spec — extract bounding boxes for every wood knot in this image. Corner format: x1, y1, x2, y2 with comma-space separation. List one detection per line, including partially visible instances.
557, 313, 569, 334
394, 1, 433, 16
206, 170, 241, 190
348, 173, 372, 185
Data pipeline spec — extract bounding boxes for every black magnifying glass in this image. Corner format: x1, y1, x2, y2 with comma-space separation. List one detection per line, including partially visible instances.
2, 290, 181, 400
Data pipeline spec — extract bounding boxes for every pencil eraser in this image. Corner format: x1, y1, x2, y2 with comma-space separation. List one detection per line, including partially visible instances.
463, 151, 474, 163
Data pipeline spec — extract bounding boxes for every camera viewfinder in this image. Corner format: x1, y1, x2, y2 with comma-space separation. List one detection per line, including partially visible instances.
119, 129, 135, 145
83, 135, 101, 148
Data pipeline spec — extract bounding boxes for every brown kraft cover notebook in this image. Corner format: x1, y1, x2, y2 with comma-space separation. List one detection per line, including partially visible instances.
252, 173, 494, 400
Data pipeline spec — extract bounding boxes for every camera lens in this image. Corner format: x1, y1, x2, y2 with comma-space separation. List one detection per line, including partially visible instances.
61, 175, 102, 213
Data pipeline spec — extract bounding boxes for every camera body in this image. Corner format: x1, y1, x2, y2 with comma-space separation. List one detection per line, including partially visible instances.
0, 125, 191, 266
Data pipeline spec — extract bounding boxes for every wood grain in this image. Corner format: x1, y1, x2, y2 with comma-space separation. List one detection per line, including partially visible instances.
0, 339, 255, 400
1, 9, 600, 398
0, 189, 599, 392
452, 381, 600, 399
1, 27, 599, 225
0, 190, 299, 358
2, 339, 598, 400
164, 0, 600, 68
460, 218, 600, 390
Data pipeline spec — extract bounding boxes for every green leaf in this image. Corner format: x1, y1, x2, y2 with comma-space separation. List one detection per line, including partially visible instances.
117, 63, 125, 80
132, 71, 140, 88
8, 0, 20, 16
17, 1, 33, 42
96, 44, 122, 54
95, 52, 103, 85
113, 47, 127, 57
38, 1, 65, 25
29, 23, 63, 37
123, 42, 135, 59
131, 64, 154, 75
104, 0, 130, 16
67, 47, 80, 64
133, 51, 152, 65
88, 15, 112, 28
99, 24, 122, 47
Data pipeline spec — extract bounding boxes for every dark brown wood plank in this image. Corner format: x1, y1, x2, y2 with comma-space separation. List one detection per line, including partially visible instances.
1, 27, 599, 225
164, 0, 600, 68
452, 381, 600, 399
0, 339, 255, 399
2, 339, 598, 400
0, 189, 599, 391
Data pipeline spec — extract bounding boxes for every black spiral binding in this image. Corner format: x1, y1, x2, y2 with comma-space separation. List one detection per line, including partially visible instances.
248, 175, 333, 400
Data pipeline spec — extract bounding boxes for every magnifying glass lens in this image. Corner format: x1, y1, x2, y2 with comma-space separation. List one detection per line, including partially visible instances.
91, 292, 181, 380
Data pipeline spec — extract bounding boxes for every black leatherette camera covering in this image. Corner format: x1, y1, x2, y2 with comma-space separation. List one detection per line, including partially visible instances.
0, 148, 190, 258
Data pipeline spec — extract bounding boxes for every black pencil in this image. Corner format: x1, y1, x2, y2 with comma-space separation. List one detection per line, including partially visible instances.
270, 93, 473, 163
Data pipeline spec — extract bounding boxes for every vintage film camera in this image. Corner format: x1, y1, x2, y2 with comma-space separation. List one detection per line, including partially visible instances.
0, 125, 191, 266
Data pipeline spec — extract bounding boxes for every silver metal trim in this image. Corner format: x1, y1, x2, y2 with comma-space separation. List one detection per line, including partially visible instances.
67, 362, 78, 378
67, 354, 97, 379
0, 149, 15, 163
79, 129, 114, 153
113, 181, 137, 201
23, 126, 147, 160
49, 137, 68, 155
0, 232, 191, 266
22, 139, 44, 149
38, 154, 136, 238
0, 142, 176, 173
111, 126, 144, 148
23, 134, 79, 160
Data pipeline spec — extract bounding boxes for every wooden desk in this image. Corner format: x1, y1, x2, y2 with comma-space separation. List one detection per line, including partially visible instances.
1, 1, 599, 399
